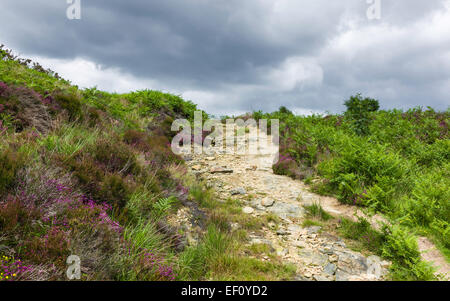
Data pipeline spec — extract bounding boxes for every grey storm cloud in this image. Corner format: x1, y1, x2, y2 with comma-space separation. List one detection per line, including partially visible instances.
0, 0, 449, 115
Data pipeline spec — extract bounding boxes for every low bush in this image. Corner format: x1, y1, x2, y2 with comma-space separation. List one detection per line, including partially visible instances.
0, 149, 25, 196
344, 94, 380, 136
93, 138, 141, 175
303, 203, 332, 221
0, 196, 42, 233
52, 91, 83, 121
382, 226, 435, 280
338, 217, 385, 254
98, 174, 132, 209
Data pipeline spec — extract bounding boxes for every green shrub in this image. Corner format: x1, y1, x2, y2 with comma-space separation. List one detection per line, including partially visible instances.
38, 124, 99, 158
382, 226, 435, 280
338, 217, 385, 254
344, 94, 379, 135
406, 168, 450, 227
177, 225, 230, 280
152, 196, 179, 218
303, 203, 332, 221
278, 106, 293, 115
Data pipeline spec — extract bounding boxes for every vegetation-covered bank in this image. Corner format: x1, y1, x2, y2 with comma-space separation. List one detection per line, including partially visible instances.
0, 45, 294, 281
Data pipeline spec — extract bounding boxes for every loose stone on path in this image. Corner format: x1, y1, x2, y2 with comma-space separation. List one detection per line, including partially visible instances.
243, 207, 254, 214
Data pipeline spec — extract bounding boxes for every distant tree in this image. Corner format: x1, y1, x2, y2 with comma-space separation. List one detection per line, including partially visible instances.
344, 94, 380, 135
278, 106, 293, 115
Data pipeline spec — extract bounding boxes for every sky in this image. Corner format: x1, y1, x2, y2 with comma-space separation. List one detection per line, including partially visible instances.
1, 0, 449, 116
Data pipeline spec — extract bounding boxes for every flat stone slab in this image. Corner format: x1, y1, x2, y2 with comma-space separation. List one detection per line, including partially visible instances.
267, 202, 304, 218
243, 206, 254, 214
299, 249, 329, 267
261, 197, 275, 207
231, 187, 246, 195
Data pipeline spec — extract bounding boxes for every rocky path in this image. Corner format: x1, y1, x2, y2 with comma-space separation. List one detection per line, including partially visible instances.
184, 125, 448, 281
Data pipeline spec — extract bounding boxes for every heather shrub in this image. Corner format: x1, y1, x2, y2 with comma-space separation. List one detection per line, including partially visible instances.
21, 226, 71, 267
114, 249, 176, 281
59, 201, 122, 278
0, 82, 51, 133
161, 116, 176, 138
123, 129, 149, 150
145, 134, 183, 166
0, 196, 42, 233
65, 155, 133, 211
68, 227, 119, 280
93, 138, 141, 175
1, 164, 125, 280
273, 153, 303, 179
98, 174, 132, 209
52, 91, 83, 121
0, 255, 31, 281
14, 165, 82, 208
123, 129, 182, 168
0, 149, 25, 196
66, 155, 103, 191
60, 155, 130, 210
86, 107, 102, 127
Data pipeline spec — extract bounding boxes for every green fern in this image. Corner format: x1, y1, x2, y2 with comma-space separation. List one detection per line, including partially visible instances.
153, 196, 178, 217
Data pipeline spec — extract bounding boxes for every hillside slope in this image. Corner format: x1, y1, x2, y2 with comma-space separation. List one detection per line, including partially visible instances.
0, 46, 298, 281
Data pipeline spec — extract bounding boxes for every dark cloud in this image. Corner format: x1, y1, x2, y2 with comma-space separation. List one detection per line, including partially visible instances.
1, 0, 449, 115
